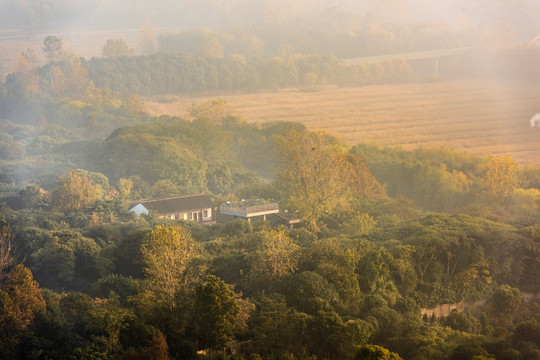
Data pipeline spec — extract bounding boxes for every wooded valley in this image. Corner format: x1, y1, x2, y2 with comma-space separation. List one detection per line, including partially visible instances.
1, 13, 540, 360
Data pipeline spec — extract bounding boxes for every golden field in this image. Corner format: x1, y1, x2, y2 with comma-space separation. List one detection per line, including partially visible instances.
146, 79, 540, 166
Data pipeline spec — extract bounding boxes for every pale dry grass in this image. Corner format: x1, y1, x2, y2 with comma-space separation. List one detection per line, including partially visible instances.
150, 79, 540, 166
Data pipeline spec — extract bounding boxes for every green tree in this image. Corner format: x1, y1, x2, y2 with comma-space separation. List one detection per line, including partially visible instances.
354, 344, 403, 360
491, 284, 521, 314
307, 308, 349, 359
43, 35, 65, 62
102, 39, 134, 58
189, 98, 232, 124
450, 344, 491, 360
206, 162, 234, 194
512, 320, 540, 348
31, 230, 101, 290
56, 292, 132, 358
445, 310, 481, 333
281, 271, 339, 314
356, 248, 399, 305
250, 294, 310, 357
77, 297, 132, 358
195, 275, 248, 350
104, 131, 207, 189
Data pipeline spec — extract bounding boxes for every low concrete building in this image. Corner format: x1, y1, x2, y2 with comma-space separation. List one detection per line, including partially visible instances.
220, 199, 279, 222
220, 199, 302, 228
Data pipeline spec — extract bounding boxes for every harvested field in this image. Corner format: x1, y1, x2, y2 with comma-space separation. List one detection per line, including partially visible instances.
146, 79, 540, 166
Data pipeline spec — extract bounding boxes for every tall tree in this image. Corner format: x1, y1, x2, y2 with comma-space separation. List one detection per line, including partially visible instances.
15, 49, 39, 92
0, 225, 15, 280
138, 20, 158, 55
43, 35, 65, 62
195, 275, 245, 351
250, 229, 299, 282
42, 55, 94, 100
141, 225, 202, 310
51, 170, 103, 212
276, 129, 346, 231
118, 178, 133, 201
276, 129, 384, 231
0, 265, 46, 359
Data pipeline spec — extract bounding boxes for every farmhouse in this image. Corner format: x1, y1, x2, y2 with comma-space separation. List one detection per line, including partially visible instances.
129, 194, 216, 225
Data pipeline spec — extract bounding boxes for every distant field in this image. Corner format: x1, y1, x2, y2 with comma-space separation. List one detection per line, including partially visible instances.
145, 79, 540, 167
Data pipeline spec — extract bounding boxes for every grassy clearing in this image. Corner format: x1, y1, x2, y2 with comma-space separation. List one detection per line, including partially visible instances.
146, 79, 540, 167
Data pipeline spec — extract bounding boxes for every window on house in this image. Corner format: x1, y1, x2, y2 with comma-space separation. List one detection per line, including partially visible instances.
203, 209, 209, 218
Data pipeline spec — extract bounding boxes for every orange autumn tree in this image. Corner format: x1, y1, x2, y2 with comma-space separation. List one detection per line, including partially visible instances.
15, 49, 40, 92
0, 265, 46, 358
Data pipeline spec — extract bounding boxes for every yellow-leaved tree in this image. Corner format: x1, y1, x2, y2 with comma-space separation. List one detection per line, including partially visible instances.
481, 154, 518, 198
140, 225, 203, 310
250, 229, 299, 281
43, 55, 94, 100
51, 170, 103, 212
275, 129, 385, 232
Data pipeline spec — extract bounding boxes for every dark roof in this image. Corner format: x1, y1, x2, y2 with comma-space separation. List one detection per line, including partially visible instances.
131, 194, 213, 214
273, 211, 302, 224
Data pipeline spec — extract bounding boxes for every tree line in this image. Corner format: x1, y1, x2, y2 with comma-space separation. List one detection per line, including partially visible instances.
85, 52, 414, 96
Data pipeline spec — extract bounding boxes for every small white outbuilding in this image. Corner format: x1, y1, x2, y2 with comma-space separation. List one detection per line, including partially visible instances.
128, 203, 149, 216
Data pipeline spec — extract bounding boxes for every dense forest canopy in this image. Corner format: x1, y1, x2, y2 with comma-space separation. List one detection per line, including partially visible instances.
0, 93, 539, 358
1, 3, 540, 360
